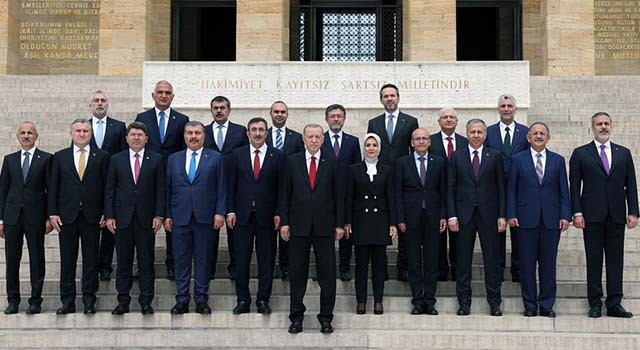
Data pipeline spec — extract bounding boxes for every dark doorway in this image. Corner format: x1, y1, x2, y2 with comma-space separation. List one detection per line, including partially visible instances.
172, 1, 236, 61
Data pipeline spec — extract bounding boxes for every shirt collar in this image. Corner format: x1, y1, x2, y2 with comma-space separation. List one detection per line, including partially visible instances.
594, 139, 611, 149
441, 131, 455, 142
130, 148, 145, 158
187, 147, 204, 156
250, 143, 268, 154
329, 130, 343, 139
21, 146, 36, 155
530, 147, 546, 158
500, 121, 515, 131
155, 107, 171, 117
306, 149, 321, 160
385, 110, 399, 119
214, 120, 230, 128
414, 151, 428, 160
73, 144, 90, 153
468, 144, 483, 154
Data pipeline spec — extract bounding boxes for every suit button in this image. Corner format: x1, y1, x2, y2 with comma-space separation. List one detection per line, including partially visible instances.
364, 195, 369, 199
365, 208, 369, 213
373, 208, 378, 212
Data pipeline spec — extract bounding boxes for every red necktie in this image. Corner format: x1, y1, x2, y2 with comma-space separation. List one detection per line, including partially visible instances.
253, 150, 261, 182
134, 153, 141, 184
309, 156, 317, 190
446, 137, 454, 160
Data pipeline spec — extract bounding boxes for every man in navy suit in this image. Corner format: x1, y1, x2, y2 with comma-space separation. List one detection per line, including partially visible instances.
430, 107, 468, 282
0, 122, 52, 315
104, 122, 165, 315
507, 122, 571, 317
395, 128, 447, 315
448, 119, 506, 317
367, 83, 419, 282
570, 112, 639, 318
165, 121, 226, 314
226, 117, 284, 315
87, 90, 128, 282
321, 104, 361, 281
485, 94, 529, 282
204, 95, 249, 280
266, 101, 304, 280
135, 80, 189, 281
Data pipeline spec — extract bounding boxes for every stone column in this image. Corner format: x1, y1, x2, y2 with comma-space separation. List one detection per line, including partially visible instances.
0, 0, 19, 74
236, 0, 289, 61
403, 0, 456, 61
541, 0, 595, 75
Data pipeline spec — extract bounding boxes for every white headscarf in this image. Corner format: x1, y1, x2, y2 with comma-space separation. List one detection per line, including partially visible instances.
362, 133, 381, 181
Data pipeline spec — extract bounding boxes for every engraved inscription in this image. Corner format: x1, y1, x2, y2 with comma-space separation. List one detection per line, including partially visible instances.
594, 1, 640, 74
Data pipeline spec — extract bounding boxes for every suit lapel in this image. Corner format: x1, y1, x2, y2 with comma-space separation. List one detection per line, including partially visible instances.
610, 143, 622, 175
587, 141, 607, 174
23, 149, 42, 185
313, 154, 329, 190
523, 150, 540, 185
392, 113, 409, 145
83, 149, 98, 181
410, 155, 424, 187
164, 110, 180, 146
193, 150, 209, 182
476, 149, 492, 181
541, 152, 555, 185
102, 117, 116, 150
258, 148, 274, 182
299, 155, 312, 189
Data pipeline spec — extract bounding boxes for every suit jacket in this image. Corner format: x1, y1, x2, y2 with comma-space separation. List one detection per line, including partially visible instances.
485, 121, 529, 177
104, 149, 166, 228
166, 148, 227, 226
569, 141, 639, 224
394, 153, 447, 229
0, 149, 52, 225
321, 131, 361, 179
48, 147, 109, 224
345, 161, 396, 246
447, 147, 506, 225
367, 112, 419, 167
135, 108, 189, 159
507, 148, 571, 229
227, 145, 285, 227
204, 121, 249, 155
280, 151, 344, 237
88, 116, 127, 156
429, 131, 469, 163
266, 127, 304, 158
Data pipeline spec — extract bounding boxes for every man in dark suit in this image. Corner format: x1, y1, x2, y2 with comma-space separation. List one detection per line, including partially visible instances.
280, 124, 344, 334
135, 80, 189, 281
570, 112, 638, 318
367, 83, 419, 282
204, 95, 249, 280
507, 122, 571, 317
49, 118, 110, 315
87, 90, 128, 282
448, 118, 506, 317
165, 121, 226, 314
485, 94, 529, 282
395, 128, 447, 315
0, 122, 52, 315
321, 104, 361, 281
429, 107, 468, 282
266, 101, 304, 280
226, 117, 284, 315
104, 122, 165, 315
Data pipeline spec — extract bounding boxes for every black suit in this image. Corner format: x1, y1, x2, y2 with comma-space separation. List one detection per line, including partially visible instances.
104, 149, 165, 307
48, 146, 109, 307
395, 153, 447, 307
266, 127, 304, 274
280, 151, 343, 324
367, 111, 419, 276
430, 131, 468, 280
135, 108, 189, 273
448, 146, 505, 307
570, 141, 639, 309
0, 148, 52, 307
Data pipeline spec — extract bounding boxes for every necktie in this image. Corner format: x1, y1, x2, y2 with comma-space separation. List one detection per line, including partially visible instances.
216, 125, 224, 151
333, 135, 340, 156
158, 111, 166, 143
22, 151, 30, 182
96, 120, 104, 149
253, 150, 261, 181
309, 156, 317, 190
188, 151, 197, 183
134, 153, 141, 184
472, 150, 480, 178
504, 127, 511, 154
78, 148, 86, 180
386, 115, 394, 142
535, 153, 544, 184
419, 156, 426, 185
446, 136, 454, 160
275, 128, 283, 150
600, 144, 610, 175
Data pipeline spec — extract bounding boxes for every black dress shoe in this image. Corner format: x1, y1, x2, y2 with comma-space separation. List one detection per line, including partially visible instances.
4, 303, 18, 315
539, 308, 556, 318
356, 303, 366, 314
288, 321, 303, 334
457, 304, 470, 316
111, 304, 129, 315
141, 304, 154, 315
397, 270, 409, 282
196, 303, 212, 314
167, 269, 175, 281
608, 304, 633, 318
25, 304, 41, 315
56, 304, 76, 315
340, 270, 352, 282
424, 305, 439, 315
320, 321, 333, 334
170, 302, 189, 314
84, 304, 97, 315
588, 305, 602, 318
374, 302, 384, 315
523, 309, 537, 317
99, 270, 112, 282
256, 300, 271, 314
410, 304, 424, 315
490, 304, 503, 316
233, 300, 250, 314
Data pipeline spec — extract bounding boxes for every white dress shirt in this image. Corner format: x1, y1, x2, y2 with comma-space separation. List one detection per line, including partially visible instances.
250, 143, 268, 171
305, 150, 321, 173
129, 148, 145, 181
328, 130, 344, 148
414, 151, 429, 176
499, 121, 515, 145
441, 131, 457, 152
594, 140, 612, 164
92, 117, 107, 141
73, 144, 90, 172
214, 120, 230, 146
468, 144, 484, 163
272, 127, 287, 145
385, 109, 400, 135
21, 146, 36, 170
155, 107, 171, 136
530, 148, 546, 175
185, 147, 203, 174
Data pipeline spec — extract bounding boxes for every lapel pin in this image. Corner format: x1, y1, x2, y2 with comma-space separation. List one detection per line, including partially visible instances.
37, 155, 40, 159
172, 116, 176, 119
146, 156, 150, 160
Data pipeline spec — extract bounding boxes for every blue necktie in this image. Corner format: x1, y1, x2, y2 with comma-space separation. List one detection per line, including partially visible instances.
22, 151, 30, 182
275, 128, 283, 150
216, 125, 224, 151
188, 151, 197, 183
159, 111, 166, 143
386, 115, 394, 142
96, 120, 104, 149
